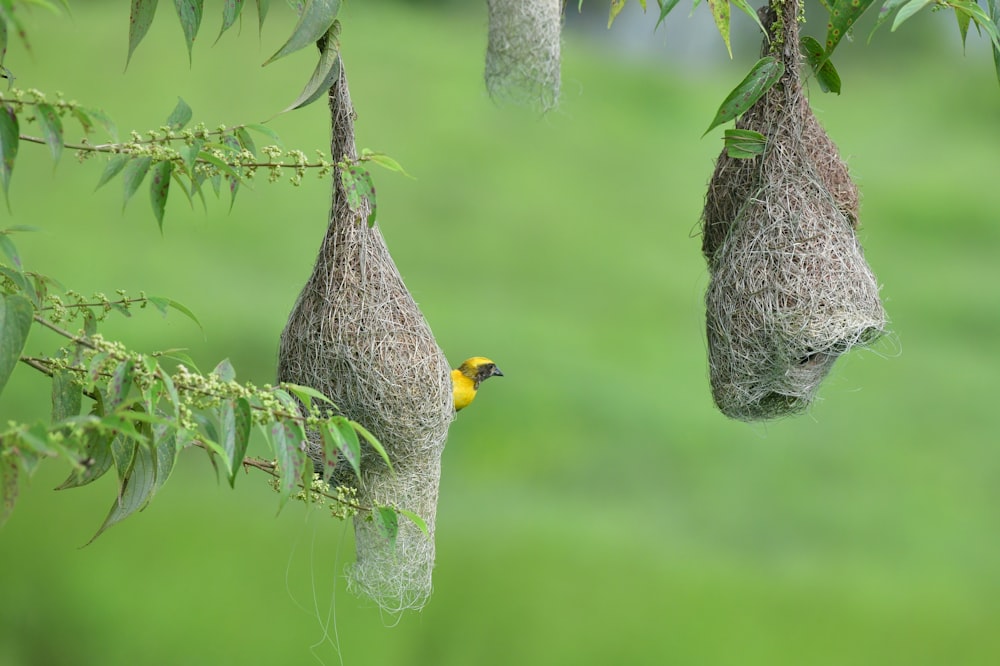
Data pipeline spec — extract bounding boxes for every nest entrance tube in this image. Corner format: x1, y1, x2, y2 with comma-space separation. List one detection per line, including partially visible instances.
278, 63, 453, 612
701, 1, 886, 420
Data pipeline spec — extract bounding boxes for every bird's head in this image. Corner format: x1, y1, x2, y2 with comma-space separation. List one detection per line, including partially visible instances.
457, 356, 504, 388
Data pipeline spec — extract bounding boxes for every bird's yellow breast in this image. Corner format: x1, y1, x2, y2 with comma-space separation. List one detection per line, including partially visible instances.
451, 369, 478, 411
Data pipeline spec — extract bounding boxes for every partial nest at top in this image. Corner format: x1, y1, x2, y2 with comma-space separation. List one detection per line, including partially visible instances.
484, 0, 562, 112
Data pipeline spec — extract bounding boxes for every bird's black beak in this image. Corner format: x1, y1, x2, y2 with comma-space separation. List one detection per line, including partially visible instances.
492, 366, 504, 378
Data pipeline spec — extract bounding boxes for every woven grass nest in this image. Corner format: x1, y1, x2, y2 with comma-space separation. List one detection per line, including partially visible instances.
485, 0, 562, 111
701, 1, 886, 421
278, 64, 453, 613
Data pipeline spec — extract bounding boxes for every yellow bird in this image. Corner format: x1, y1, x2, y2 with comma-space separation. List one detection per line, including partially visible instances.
452, 357, 503, 411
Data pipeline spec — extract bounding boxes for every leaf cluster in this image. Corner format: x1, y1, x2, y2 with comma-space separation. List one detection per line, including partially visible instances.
0, 229, 416, 544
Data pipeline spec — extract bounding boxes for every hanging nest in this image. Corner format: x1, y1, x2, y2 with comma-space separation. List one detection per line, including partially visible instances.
484, 0, 562, 111
701, 1, 886, 420
278, 63, 453, 612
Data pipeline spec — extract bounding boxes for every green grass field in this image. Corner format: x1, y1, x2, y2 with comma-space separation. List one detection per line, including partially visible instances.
2, 2, 1000, 665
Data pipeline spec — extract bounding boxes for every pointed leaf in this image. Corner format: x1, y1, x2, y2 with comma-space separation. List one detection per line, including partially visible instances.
245, 122, 282, 146
256, 0, 269, 34
989, 0, 1000, 83
0, 233, 20, 270
146, 296, 203, 332
608, 0, 626, 27
56, 425, 115, 489
372, 505, 398, 545
151, 423, 178, 495
234, 127, 255, 156
317, 418, 343, 477
732, 0, 766, 34
122, 156, 153, 208
364, 151, 410, 177
220, 397, 251, 487
0, 104, 18, 204
173, 0, 203, 64
704, 57, 784, 135
212, 358, 236, 382
950, 1, 1000, 51
35, 102, 64, 163
282, 22, 340, 111
83, 107, 119, 141
106, 360, 135, 412
724, 128, 767, 159
127, 0, 159, 68
87, 438, 156, 544
351, 420, 391, 472
655, 0, 683, 29
282, 382, 335, 411
263, 0, 340, 65
217, 0, 245, 42
395, 507, 429, 536
707, 0, 732, 57
51, 370, 82, 421
96, 154, 130, 190
0, 293, 32, 398
340, 164, 376, 226
826, 0, 877, 53
801, 35, 842, 94
165, 96, 192, 131
149, 160, 172, 230
329, 418, 360, 478
892, 0, 932, 31
270, 420, 305, 511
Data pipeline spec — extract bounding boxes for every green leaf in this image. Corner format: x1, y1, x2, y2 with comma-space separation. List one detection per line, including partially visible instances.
707, 0, 732, 57
35, 102, 64, 163
245, 122, 282, 146
363, 150, 410, 177
351, 420, 392, 473
0, 233, 20, 270
372, 505, 398, 545
256, 0, 269, 34
87, 437, 156, 544
165, 96, 192, 131
220, 134, 242, 209
270, 420, 305, 511
825, 0, 877, 54
282, 21, 340, 112
83, 107, 119, 141
96, 154, 130, 190
217, 0, 245, 42
655, 0, 683, 28
122, 156, 153, 209
954, 6, 971, 49
395, 507, 429, 536
107, 359, 135, 412
608, 0, 626, 27
173, 0, 203, 64
220, 397, 251, 487
56, 425, 116, 489
731, 0, 766, 34
723, 128, 767, 159
0, 293, 32, 398
263, 0, 339, 65
325, 418, 359, 478
950, 0, 1000, 51
1, 453, 18, 527
340, 164, 377, 226
704, 57, 784, 135
234, 127, 255, 157
0, 104, 18, 206
127, 0, 159, 68
801, 35, 842, 94
212, 358, 236, 382
282, 382, 335, 411
892, 0, 932, 31
145, 296, 203, 333
149, 160, 172, 231
151, 424, 178, 496
988, 0, 1000, 83
51, 370, 82, 421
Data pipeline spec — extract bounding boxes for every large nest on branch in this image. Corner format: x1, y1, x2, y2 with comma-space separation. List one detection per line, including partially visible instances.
701, 3, 886, 420
485, 0, 562, 111
278, 64, 453, 613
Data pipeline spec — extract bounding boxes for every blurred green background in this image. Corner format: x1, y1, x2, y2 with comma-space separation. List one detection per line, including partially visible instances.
2, 1, 1000, 664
